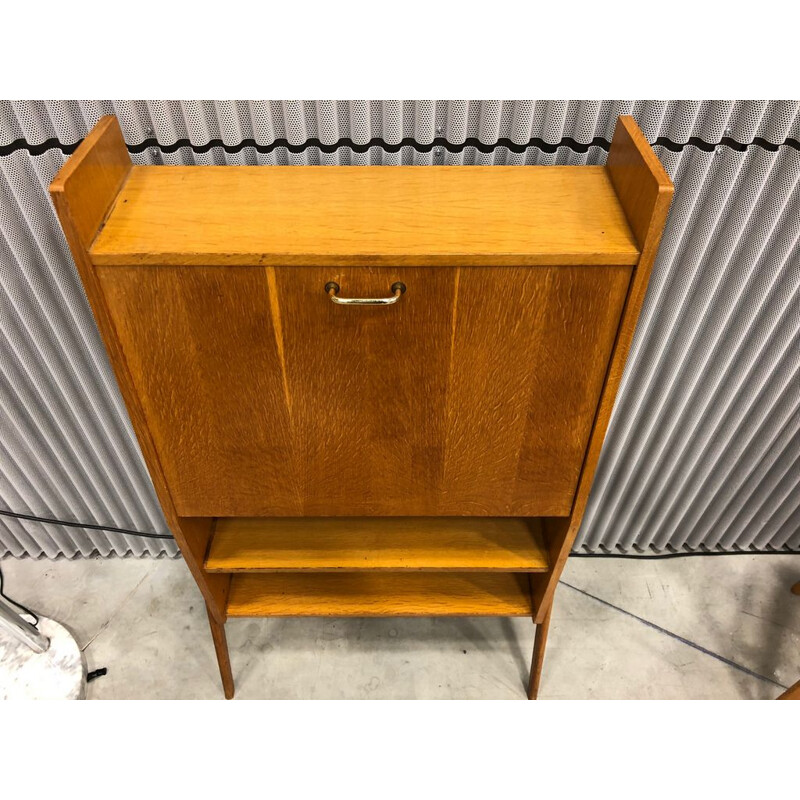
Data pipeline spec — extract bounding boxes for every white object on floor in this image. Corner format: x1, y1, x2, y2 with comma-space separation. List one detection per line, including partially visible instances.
0, 617, 86, 700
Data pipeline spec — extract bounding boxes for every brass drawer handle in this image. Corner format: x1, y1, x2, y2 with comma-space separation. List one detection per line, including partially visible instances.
325, 281, 406, 306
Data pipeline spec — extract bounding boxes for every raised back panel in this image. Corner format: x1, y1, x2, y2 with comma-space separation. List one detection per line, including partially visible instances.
50, 116, 131, 248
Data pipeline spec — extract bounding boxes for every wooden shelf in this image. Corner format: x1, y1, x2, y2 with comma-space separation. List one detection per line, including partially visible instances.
226, 572, 534, 617
205, 517, 549, 573
89, 166, 640, 267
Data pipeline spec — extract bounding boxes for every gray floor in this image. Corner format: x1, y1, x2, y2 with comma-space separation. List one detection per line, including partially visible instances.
1, 552, 798, 699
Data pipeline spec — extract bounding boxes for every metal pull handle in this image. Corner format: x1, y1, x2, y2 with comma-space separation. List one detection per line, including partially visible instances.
325, 281, 406, 306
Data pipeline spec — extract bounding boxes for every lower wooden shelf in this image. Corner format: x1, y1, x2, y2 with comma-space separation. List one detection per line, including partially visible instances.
206, 516, 549, 572
226, 572, 534, 617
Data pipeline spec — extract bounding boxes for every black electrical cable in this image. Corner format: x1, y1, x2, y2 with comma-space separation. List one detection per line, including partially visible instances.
0, 561, 39, 627
0, 508, 173, 540
2, 506, 797, 556
570, 548, 800, 559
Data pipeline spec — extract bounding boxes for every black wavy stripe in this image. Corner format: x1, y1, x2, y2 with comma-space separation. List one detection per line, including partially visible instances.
1, 134, 798, 158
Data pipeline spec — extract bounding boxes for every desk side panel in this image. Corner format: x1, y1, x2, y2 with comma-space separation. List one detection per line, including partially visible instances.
50, 116, 231, 620
530, 116, 674, 620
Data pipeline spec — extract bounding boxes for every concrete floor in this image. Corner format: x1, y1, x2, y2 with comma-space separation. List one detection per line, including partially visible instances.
1, 553, 798, 699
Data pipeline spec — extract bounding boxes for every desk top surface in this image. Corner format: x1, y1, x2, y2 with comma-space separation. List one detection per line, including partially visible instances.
90, 165, 640, 267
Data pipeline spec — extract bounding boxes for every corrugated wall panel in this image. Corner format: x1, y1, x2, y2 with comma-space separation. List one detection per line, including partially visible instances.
0, 145, 176, 557
579, 144, 800, 553
0, 100, 798, 557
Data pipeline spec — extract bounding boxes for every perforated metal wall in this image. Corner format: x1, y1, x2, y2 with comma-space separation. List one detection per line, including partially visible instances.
1, 100, 798, 556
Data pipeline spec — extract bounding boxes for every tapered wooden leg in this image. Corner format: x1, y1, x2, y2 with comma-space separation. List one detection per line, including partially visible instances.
528, 601, 553, 700
206, 605, 234, 699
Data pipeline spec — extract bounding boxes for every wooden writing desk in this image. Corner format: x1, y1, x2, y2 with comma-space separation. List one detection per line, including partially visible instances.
51, 115, 672, 698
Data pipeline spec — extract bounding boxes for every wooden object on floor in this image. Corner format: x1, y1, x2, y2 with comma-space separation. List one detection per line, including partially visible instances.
206, 517, 549, 572
51, 115, 672, 699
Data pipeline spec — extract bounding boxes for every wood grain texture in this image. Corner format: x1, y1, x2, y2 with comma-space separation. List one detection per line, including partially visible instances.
50, 116, 231, 623
226, 572, 534, 617
95, 266, 303, 516
440, 265, 631, 515
530, 115, 674, 622
205, 517, 549, 572
279, 266, 453, 516
89, 165, 640, 267
95, 264, 630, 517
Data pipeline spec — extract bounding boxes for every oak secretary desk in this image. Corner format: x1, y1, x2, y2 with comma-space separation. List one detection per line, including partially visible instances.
51, 115, 672, 698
